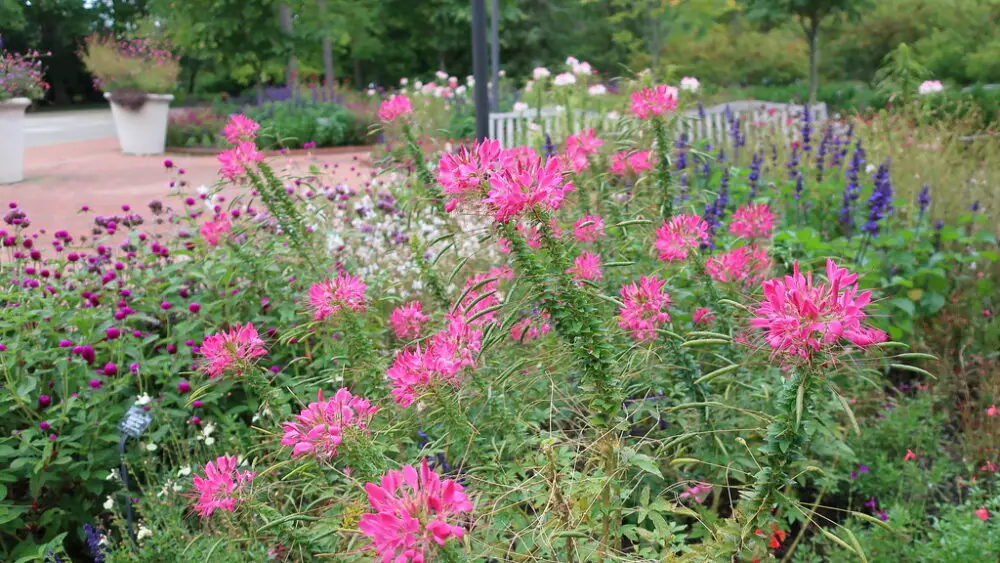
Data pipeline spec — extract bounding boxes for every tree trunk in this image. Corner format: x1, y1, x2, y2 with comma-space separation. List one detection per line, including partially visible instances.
318, 0, 335, 93
279, 4, 297, 93
807, 19, 820, 106
490, 0, 500, 111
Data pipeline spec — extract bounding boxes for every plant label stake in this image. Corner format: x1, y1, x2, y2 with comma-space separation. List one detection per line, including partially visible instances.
118, 407, 152, 546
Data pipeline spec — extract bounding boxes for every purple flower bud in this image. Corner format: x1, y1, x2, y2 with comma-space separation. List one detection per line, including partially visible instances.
106, 327, 120, 340
88, 379, 102, 389
58, 339, 73, 348
178, 380, 191, 393
39, 421, 51, 430
192, 399, 203, 408
189, 302, 200, 313
38, 394, 51, 408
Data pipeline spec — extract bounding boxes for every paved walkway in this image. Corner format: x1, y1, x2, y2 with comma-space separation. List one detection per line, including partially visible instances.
25, 109, 117, 147
8, 137, 373, 244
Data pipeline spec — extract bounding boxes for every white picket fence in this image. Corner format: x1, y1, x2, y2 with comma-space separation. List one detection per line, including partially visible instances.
487, 101, 830, 148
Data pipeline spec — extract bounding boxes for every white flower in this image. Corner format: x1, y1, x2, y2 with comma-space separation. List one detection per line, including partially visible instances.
366, 88, 376, 96
513, 101, 529, 112
498, 70, 506, 77
865, 164, 876, 174
145, 443, 158, 452
106, 468, 120, 481
177, 465, 192, 477
607, 110, 620, 120
414, 80, 423, 89
680, 76, 700, 92
136, 525, 153, 542
435, 70, 448, 80
203, 422, 216, 436
524, 80, 534, 92
565, 56, 579, 66
455, 85, 467, 96
553, 73, 576, 87
135, 393, 151, 406
103, 496, 114, 510
205, 437, 216, 446
399, 77, 408, 86
588, 84, 607, 96
573, 61, 592, 76
448, 76, 457, 85
918, 80, 943, 95
532, 67, 551, 80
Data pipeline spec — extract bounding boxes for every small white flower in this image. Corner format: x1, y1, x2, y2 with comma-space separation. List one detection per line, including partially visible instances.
553, 73, 576, 87
918, 80, 943, 95
513, 101, 529, 112
588, 84, 607, 96
136, 525, 153, 542
145, 443, 158, 452
135, 393, 151, 406
103, 496, 115, 510
680, 76, 700, 93
399, 77, 408, 86
177, 465, 192, 477
455, 85, 467, 96
366, 88, 376, 96
414, 80, 423, 89
607, 110, 620, 120
865, 164, 876, 174
106, 469, 120, 481
435, 70, 448, 80
565, 56, 579, 66
203, 422, 216, 437
205, 436, 216, 446
573, 61, 592, 76
498, 70, 506, 77
532, 67, 551, 80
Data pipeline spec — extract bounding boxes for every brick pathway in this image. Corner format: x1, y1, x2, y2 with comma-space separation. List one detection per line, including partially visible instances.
8, 138, 374, 243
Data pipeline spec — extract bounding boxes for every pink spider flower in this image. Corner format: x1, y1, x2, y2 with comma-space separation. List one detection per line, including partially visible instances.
566, 251, 603, 282
222, 114, 260, 144
693, 307, 715, 325
610, 150, 654, 176
679, 482, 712, 504
199, 323, 267, 378
458, 267, 513, 325
437, 139, 503, 212
218, 141, 264, 182
749, 259, 888, 361
630, 84, 679, 119
358, 459, 473, 562
192, 455, 255, 517
378, 95, 413, 122
389, 301, 430, 340
573, 215, 606, 242
387, 315, 483, 407
281, 388, 378, 459
729, 203, 775, 239
654, 214, 710, 262
484, 149, 574, 223
308, 273, 368, 321
200, 214, 232, 246
705, 246, 772, 285
618, 276, 672, 341
510, 311, 552, 342
516, 223, 542, 249
565, 128, 603, 156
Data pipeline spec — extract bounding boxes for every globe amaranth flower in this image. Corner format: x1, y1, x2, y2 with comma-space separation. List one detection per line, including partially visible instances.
377, 95, 413, 122
217, 142, 264, 182
630, 84, 679, 119
618, 275, 672, 341
437, 139, 503, 212
199, 323, 268, 378
610, 150, 654, 176
387, 315, 483, 407
308, 273, 368, 321
705, 246, 771, 286
389, 301, 430, 340
222, 114, 260, 144
200, 214, 232, 246
566, 250, 603, 282
749, 259, 887, 361
728, 203, 775, 240
192, 455, 255, 517
654, 214, 710, 262
572, 215, 605, 242
358, 459, 473, 562
281, 388, 378, 458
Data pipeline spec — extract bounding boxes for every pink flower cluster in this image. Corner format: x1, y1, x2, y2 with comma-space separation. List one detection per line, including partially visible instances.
705, 246, 772, 285
437, 144, 574, 223
566, 251, 603, 282
510, 311, 552, 342
200, 214, 232, 246
199, 322, 267, 378
222, 114, 260, 144
750, 259, 887, 360
630, 84, 679, 119
389, 301, 430, 340
192, 455, 256, 517
610, 150, 654, 176
679, 482, 712, 504
458, 267, 514, 325
280, 388, 378, 458
729, 203, 775, 239
217, 116, 265, 184
573, 215, 606, 242
308, 273, 368, 321
359, 459, 473, 562
386, 315, 483, 407
654, 214, 710, 262
562, 128, 603, 173
618, 276, 672, 341
378, 95, 413, 122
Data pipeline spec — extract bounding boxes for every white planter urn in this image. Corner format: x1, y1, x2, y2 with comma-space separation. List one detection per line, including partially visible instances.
105, 92, 174, 155
0, 98, 32, 185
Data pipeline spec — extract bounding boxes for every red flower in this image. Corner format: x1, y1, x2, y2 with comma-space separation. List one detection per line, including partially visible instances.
904, 449, 917, 462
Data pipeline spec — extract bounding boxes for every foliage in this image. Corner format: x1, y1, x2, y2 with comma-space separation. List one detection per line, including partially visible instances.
80, 35, 180, 94
0, 49, 48, 101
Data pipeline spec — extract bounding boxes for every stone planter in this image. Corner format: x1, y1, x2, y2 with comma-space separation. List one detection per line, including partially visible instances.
0, 98, 31, 185
105, 92, 174, 155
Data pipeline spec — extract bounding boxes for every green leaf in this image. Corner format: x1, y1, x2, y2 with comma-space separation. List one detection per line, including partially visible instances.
888, 297, 915, 316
